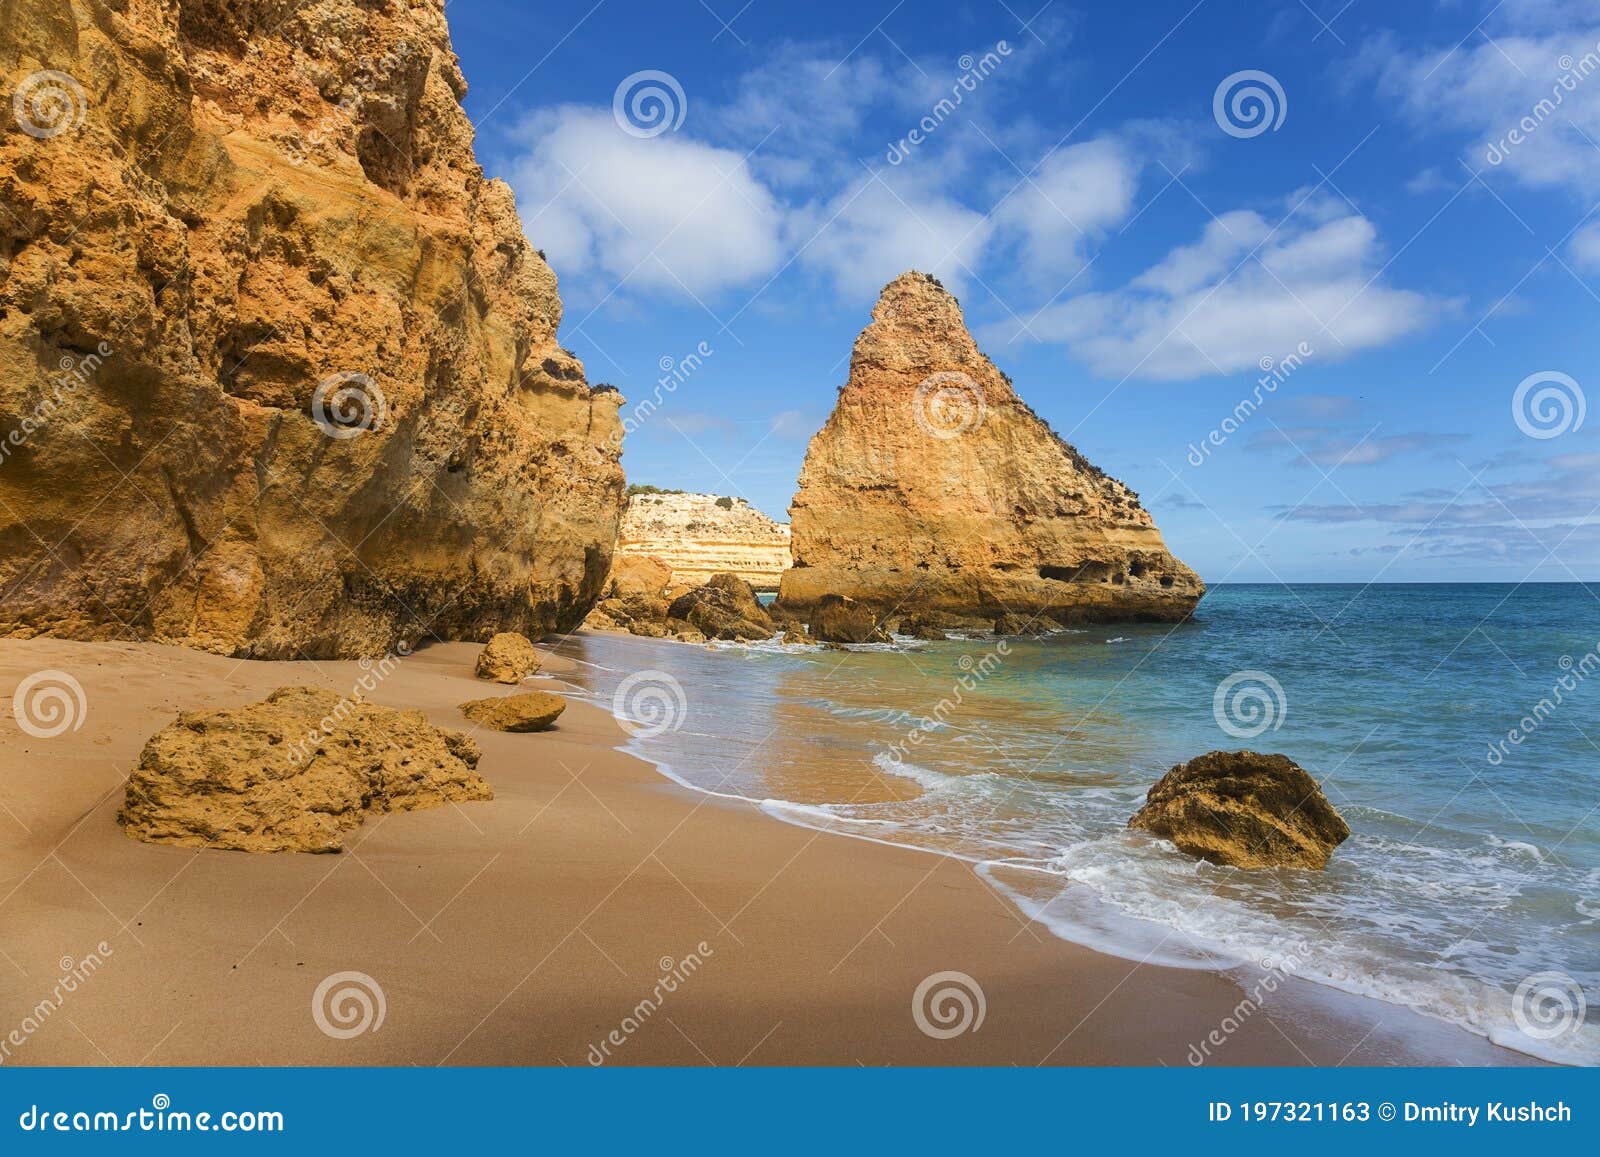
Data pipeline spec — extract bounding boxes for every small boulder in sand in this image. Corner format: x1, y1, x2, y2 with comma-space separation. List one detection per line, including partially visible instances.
459, 690, 566, 732
475, 632, 540, 683
1128, 750, 1350, 869
809, 594, 889, 644
118, 687, 491, 854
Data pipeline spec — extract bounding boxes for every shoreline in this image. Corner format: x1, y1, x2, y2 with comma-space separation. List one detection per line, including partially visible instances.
0, 635, 1541, 1066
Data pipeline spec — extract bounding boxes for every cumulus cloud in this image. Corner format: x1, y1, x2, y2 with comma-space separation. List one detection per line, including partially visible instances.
505, 107, 786, 300
992, 138, 1141, 287
792, 174, 997, 299
1012, 201, 1437, 380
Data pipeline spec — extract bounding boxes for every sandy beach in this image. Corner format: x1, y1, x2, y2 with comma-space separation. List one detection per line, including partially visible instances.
0, 635, 1540, 1067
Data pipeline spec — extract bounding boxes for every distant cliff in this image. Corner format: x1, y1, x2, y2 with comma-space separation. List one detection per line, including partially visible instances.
0, 0, 624, 658
778, 273, 1202, 623
617, 492, 791, 592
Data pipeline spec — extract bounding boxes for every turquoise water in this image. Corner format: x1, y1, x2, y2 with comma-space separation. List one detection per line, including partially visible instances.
552, 584, 1600, 1064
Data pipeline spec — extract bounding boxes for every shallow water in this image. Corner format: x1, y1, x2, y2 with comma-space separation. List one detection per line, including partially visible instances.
550, 584, 1600, 1065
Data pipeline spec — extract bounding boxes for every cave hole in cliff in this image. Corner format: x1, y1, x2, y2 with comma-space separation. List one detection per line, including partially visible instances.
1039, 561, 1115, 584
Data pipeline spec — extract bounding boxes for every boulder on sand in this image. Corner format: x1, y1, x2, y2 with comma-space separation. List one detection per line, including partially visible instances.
667, 574, 774, 641
475, 632, 541, 683
118, 687, 491, 854
459, 691, 566, 733
1128, 750, 1350, 869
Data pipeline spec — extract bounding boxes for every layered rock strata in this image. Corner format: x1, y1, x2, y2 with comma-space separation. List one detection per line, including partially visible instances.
616, 492, 791, 592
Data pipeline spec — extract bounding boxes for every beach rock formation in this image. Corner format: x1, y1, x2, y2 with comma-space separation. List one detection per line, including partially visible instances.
808, 594, 889, 644
119, 687, 491, 853
0, 0, 624, 660
617, 491, 792, 591
475, 632, 540, 684
1128, 750, 1350, 869
459, 690, 565, 732
777, 273, 1202, 625
667, 573, 774, 641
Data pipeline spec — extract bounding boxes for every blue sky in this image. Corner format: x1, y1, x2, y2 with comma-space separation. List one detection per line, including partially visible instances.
447, 0, 1600, 583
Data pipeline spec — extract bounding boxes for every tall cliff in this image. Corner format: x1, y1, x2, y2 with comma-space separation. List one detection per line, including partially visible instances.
778, 273, 1202, 623
0, 0, 624, 658
617, 491, 791, 592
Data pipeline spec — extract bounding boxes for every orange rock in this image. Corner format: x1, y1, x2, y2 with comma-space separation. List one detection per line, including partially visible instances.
0, 0, 623, 658
778, 272, 1202, 623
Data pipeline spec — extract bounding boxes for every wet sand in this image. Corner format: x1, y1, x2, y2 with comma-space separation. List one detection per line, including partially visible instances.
0, 636, 1537, 1066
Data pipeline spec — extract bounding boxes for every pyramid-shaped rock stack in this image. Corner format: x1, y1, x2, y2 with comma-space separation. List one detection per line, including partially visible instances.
778, 273, 1202, 624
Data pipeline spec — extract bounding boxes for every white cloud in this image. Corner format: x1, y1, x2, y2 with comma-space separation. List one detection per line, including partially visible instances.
993, 138, 1141, 286
793, 174, 996, 299
1361, 13, 1600, 196
505, 108, 786, 299
1012, 203, 1436, 381
1571, 218, 1600, 268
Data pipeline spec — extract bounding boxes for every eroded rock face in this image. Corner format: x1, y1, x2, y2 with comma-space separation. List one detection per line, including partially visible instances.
119, 687, 491, 853
617, 492, 792, 591
1128, 750, 1351, 869
777, 273, 1202, 623
0, 0, 624, 659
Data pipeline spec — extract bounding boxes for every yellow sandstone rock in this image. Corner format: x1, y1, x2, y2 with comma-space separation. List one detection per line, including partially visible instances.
118, 687, 491, 853
474, 632, 540, 684
778, 273, 1203, 624
0, 0, 624, 658
459, 691, 566, 733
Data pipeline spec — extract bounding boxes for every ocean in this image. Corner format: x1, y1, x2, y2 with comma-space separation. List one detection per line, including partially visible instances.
549, 584, 1600, 1065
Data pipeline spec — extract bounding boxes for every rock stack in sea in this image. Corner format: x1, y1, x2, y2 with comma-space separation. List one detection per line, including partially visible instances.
777, 273, 1202, 627
0, 0, 624, 659
615, 491, 792, 592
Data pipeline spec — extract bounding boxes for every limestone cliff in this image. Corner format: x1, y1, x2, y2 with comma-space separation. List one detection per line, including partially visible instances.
778, 273, 1201, 622
0, 0, 624, 658
617, 491, 791, 592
